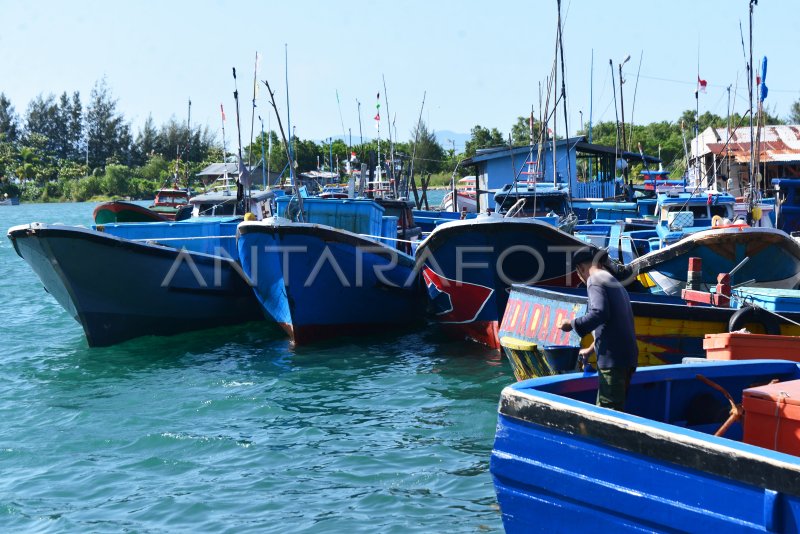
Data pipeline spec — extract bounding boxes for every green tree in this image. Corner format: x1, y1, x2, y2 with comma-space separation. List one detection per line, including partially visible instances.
791, 99, 800, 124
24, 94, 61, 154
25, 91, 82, 163
16, 145, 39, 187
292, 137, 321, 172
409, 120, 445, 175
58, 91, 84, 162
0, 93, 20, 143
101, 164, 133, 196
85, 78, 132, 169
464, 125, 505, 158
510, 115, 543, 146
131, 115, 159, 166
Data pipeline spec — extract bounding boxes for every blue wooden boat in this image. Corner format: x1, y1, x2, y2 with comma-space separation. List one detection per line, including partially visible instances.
92, 200, 171, 224
414, 209, 594, 349
7, 218, 262, 346
491, 360, 800, 532
237, 197, 422, 345
499, 284, 800, 375
493, 183, 573, 225
610, 189, 800, 295
629, 225, 800, 295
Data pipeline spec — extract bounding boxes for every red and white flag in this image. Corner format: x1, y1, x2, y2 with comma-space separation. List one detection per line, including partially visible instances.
220, 103, 226, 122
697, 76, 708, 93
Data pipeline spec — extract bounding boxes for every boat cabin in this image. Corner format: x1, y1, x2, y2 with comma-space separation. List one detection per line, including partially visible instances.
152, 189, 190, 208
149, 188, 192, 220
493, 183, 570, 218
189, 189, 277, 220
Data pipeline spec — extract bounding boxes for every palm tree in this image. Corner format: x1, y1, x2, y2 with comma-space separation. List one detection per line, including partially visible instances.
16, 146, 38, 187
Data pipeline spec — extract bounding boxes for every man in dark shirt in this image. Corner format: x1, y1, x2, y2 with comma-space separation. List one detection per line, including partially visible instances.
558, 246, 638, 411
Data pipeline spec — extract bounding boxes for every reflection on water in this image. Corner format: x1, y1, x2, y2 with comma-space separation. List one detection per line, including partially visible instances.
1, 202, 508, 532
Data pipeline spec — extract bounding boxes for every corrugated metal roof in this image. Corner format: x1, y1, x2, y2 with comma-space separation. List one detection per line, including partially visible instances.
460, 136, 659, 166
698, 125, 800, 163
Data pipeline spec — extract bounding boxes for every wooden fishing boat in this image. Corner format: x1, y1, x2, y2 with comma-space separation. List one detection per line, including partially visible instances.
439, 176, 478, 213
491, 360, 800, 532
499, 285, 800, 375
0, 194, 20, 206
92, 200, 170, 224
630, 225, 800, 295
148, 188, 192, 220
7, 219, 262, 346
237, 197, 423, 345
414, 208, 599, 349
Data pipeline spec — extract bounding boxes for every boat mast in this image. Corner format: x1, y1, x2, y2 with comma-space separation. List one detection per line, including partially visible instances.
259, 115, 267, 189
609, 59, 620, 182
220, 103, 229, 193
383, 75, 397, 197
695, 45, 701, 190
747, 0, 756, 212
556, 0, 572, 206
186, 98, 191, 189
249, 51, 260, 167
551, 31, 558, 188
618, 55, 630, 153
285, 44, 296, 188
232, 67, 250, 212
588, 49, 593, 180
408, 91, 426, 208
263, 76, 303, 219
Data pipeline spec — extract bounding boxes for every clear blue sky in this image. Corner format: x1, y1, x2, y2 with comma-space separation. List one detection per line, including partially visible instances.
2, 0, 798, 149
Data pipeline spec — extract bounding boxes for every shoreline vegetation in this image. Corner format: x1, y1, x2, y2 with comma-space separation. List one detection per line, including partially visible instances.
0, 80, 795, 204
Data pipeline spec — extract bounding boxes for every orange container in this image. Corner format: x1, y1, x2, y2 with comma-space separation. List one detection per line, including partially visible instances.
742, 379, 800, 454
703, 333, 800, 361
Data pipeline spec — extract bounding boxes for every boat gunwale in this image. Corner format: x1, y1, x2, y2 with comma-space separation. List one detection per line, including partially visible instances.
7, 222, 241, 265
237, 220, 416, 268
497, 360, 800, 497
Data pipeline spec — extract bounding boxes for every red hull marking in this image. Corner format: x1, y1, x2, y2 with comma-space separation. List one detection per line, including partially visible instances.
422, 267, 494, 324
537, 306, 551, 341
440, 320, 501, 349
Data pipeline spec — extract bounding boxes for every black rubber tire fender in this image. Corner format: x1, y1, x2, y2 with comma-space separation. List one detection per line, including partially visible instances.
728, 305, 781, 335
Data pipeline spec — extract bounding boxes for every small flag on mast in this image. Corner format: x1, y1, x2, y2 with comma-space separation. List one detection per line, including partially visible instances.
220, 104, 226, 122
375, 92, 381, 128
697, 76, 708, 94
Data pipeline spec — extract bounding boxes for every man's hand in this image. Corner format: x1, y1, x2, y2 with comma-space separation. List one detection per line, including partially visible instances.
558, 318, 572, 332
578, 343, 595, 370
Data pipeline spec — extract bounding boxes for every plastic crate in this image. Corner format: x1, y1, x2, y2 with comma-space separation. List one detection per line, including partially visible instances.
704, 333, 800, 361
732, 287, 800, 313
275, 197, 384, 236
743, 379, 800, 454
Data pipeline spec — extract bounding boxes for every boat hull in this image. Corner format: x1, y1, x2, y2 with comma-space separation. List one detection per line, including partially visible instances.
7, 223, 261, 346
499, 285, 800, 373
491, 360, 800, 532
415, 217, 589, 348
237, 221, 423, 345
93, 201, 169, 224
440, 191, 477, 213
632, 227, 800, 295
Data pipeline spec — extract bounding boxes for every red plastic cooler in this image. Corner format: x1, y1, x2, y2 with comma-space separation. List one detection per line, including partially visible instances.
742, 379, 800, 455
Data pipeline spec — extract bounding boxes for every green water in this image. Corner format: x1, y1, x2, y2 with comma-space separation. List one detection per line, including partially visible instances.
1, 202, 509, 532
